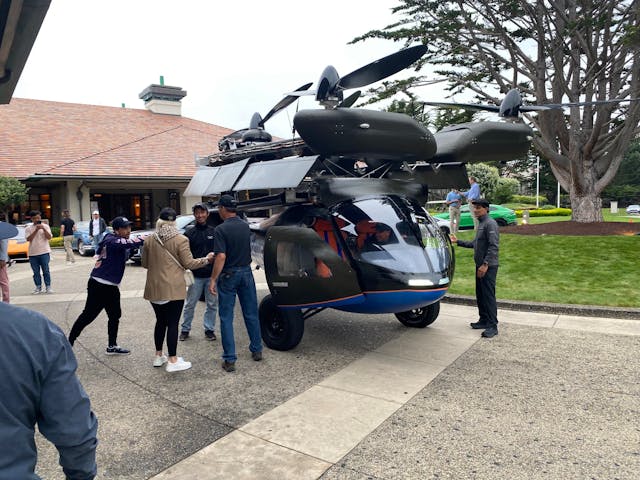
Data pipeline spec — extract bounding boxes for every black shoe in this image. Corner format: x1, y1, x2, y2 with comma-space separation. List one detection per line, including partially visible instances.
205, 330, 216, 341
251, 351, 263, 362
481, 327, 498, 338
222, 361, 236, 372
179, 331, 189, 341
470, 321, 490, 329
106, 345, 131, 355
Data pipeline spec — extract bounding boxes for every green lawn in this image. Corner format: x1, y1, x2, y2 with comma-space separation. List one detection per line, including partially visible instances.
449, 230, 639, 308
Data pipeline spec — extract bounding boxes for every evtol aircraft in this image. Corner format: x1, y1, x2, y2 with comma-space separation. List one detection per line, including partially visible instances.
185, 45, 534, 350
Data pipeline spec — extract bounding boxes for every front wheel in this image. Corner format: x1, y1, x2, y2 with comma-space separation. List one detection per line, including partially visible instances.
259, 294, 304, 351
395, 301, 440, 328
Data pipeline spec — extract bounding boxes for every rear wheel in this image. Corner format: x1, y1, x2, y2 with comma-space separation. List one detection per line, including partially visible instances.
496, 218, 508, 226
395, 301, 440, 328
77, 240, 90, 256
259, 294, 304, 351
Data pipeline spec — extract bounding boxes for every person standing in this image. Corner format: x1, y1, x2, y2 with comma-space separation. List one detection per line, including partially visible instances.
0, 222, 18, 303
449, 198, 500, 338
445, 188, 463, 234
89, 210, 107, 253
460, 176, 482, 229
1, 302, 98, 480
180, 203, 218, 341
209, 195, 263, 372
142, 207, 213, 373
68, 216, 145, 355
60, 209, 77, 265
25, 210, 53, 294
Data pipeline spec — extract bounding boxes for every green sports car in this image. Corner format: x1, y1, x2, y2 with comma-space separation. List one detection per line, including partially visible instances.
435, 204, 517, 229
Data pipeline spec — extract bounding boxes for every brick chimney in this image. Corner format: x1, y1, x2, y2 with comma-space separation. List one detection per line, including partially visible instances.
139, 78, 186, 115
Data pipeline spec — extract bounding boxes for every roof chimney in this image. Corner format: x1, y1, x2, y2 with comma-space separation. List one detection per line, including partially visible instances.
138, 80, 186, 116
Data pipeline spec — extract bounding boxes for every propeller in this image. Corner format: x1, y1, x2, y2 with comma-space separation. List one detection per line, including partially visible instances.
286, 45, 429, 108
258, 82, 313, 126
422, 88, 640, 119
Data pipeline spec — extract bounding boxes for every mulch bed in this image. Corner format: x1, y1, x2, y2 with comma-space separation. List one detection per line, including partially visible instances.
500, 221, 640, 236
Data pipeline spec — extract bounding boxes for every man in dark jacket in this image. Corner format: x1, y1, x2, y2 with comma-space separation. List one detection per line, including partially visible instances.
450, 198, 500, 338
180, 203, 217, 341
68, 216, 146, 354
0, 303, 98, 480
88, 210, 107, 253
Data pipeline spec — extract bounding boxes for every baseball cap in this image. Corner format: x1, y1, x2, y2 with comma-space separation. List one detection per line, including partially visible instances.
0, 222, 18, 240
112, 216, 133, 230
159, 207, 177, 221
471, 198, 490, 208
92, 210, 100, 215
192, 202, 208, 213
218, 195, 237, 209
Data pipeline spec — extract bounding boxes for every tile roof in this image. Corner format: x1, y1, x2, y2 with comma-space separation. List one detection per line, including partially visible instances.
0, 98, 234, 179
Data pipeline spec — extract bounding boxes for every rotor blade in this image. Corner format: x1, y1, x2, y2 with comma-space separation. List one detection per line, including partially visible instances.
260, 82, 313, 127
337, 90, 361, 108
339, 45, 429, 90
422, 101, 500, 113
528, 98, 640, 110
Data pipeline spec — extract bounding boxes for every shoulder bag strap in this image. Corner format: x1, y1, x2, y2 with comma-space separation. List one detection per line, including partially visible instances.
154, 233, 186, 271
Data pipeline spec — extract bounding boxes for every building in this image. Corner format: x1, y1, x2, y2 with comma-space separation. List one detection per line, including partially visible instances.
1, 83, 234, 228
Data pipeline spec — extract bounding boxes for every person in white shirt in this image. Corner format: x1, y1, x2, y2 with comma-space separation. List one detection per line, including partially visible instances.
89, 210, 107, 253
25, 211, 53, 294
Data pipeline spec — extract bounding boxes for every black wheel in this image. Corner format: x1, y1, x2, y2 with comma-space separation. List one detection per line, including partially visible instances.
496, 218, 508, 226
395, 301, 440, 328
77, 240, 90, 256
259, 294, 304, 351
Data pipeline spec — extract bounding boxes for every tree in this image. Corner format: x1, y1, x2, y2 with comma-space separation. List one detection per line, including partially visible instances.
0, 176, 28, 222
352, 0, 640, 222
466, 163, 499, 201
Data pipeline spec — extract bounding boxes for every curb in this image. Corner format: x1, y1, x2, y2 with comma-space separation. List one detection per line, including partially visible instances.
442, 294, 640, 321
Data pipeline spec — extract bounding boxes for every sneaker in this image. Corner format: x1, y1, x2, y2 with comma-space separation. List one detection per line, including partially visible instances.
481, 327, 499, 338
66, 261, 73, 266
45, 287, 53, 294
179, 331, 190, 341
205, 330, 217, 341
166, 357, 192, 372
106, 345, 131, 355
251, 351, 263, 362
32, 287, 42, 295
222, 360, 236, 372
153, 354, 168, 367
470, 321, 490, 329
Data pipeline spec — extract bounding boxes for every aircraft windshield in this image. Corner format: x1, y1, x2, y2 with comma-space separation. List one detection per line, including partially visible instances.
332, 197, 451, 276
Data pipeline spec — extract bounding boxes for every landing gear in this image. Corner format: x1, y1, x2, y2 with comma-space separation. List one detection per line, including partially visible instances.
395, 301, 440, 328
259, 294, 304, 351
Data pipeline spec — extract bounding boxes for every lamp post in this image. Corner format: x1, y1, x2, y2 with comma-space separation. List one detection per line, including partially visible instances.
535, 157, 540, 208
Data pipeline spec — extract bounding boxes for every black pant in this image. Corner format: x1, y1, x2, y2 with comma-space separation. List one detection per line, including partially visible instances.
69, 278, 121, 346
476, 266, 498, 327
151, 300, 184, 357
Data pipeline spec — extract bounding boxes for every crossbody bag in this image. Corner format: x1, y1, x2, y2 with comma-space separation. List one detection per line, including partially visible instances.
154, 233, 195, 287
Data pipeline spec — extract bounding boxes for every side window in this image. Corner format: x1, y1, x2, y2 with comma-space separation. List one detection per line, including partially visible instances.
276, 241, 325, 278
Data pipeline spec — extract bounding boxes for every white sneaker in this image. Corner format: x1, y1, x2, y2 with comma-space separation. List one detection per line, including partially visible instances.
45, 287, 53, 294
32, 288, 42, 295
166, 357, 192, 372
66, 261, 72, 266
153, 354, 168, 367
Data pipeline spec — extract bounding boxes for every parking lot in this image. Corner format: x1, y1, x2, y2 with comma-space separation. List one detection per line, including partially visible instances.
7, 250, 640, 479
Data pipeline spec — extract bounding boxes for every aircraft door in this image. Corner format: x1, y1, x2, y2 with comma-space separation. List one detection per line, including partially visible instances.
264, 226, 363, 308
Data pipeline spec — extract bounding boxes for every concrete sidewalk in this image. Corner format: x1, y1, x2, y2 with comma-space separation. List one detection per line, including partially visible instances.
6, 251, 639, 479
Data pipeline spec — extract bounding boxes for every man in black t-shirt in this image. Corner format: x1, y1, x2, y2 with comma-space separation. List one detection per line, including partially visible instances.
209, 195, 263, 372
60, 210, 76, 265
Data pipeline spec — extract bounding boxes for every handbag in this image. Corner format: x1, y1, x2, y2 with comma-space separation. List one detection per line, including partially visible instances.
154, 233, 194, 287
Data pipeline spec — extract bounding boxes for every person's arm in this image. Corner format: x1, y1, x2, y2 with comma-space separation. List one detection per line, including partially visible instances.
38, 334, 98, 480
61, 224, 65, 236
482, 222, 499, 265
25, 225, 38, 242
175, 236, 210, 270
209, 253, 226, 295
42, 224, 52, 240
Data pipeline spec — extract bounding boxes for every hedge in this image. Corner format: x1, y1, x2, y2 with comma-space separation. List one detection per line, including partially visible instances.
49, 237, 64, 248
514, 208, 572, 218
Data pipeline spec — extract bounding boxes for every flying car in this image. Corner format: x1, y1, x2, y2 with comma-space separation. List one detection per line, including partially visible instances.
186, 45, 534, 350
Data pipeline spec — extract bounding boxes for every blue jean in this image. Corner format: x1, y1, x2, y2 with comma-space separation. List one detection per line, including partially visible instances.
92, 232, 104, 252
29, 253, 51, 288
217, 266, 262, 362
181, 276, 217, 333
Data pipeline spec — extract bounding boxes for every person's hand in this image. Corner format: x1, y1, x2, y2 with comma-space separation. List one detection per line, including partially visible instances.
208, 279, 217, 295
449, 234, 458, 243
206, 252, 215, 263
0, 260, 5, 269
477, 263, 488, 278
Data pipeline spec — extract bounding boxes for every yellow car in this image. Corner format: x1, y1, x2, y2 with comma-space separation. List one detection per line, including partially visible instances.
8, 225, 29, 260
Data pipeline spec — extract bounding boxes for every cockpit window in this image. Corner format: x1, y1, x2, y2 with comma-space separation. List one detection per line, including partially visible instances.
331, 197, 451, 274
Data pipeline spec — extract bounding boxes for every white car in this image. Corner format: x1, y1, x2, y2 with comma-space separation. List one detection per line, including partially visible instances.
626, 204, 640, 215
434, 217, 451, 234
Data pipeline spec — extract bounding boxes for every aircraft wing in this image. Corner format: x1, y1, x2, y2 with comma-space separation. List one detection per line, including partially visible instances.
0, 0, 51, 104
431, 121, 533, 164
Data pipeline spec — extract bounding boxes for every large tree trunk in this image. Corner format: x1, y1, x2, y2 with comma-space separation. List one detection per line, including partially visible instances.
570, 193, 603, 222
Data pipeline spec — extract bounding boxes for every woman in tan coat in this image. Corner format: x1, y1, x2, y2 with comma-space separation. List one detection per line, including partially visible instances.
142, 208, 213, 372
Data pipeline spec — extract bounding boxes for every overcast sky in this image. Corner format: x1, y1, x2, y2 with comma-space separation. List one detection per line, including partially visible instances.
14, 0, 445, 140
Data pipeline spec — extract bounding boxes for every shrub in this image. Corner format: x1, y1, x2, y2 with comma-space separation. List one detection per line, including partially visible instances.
493, 178, 520, 204
49, 237, 64, 248
50, 226, 61, 237
514, 208, 571, 217
512, 194, 548, 205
